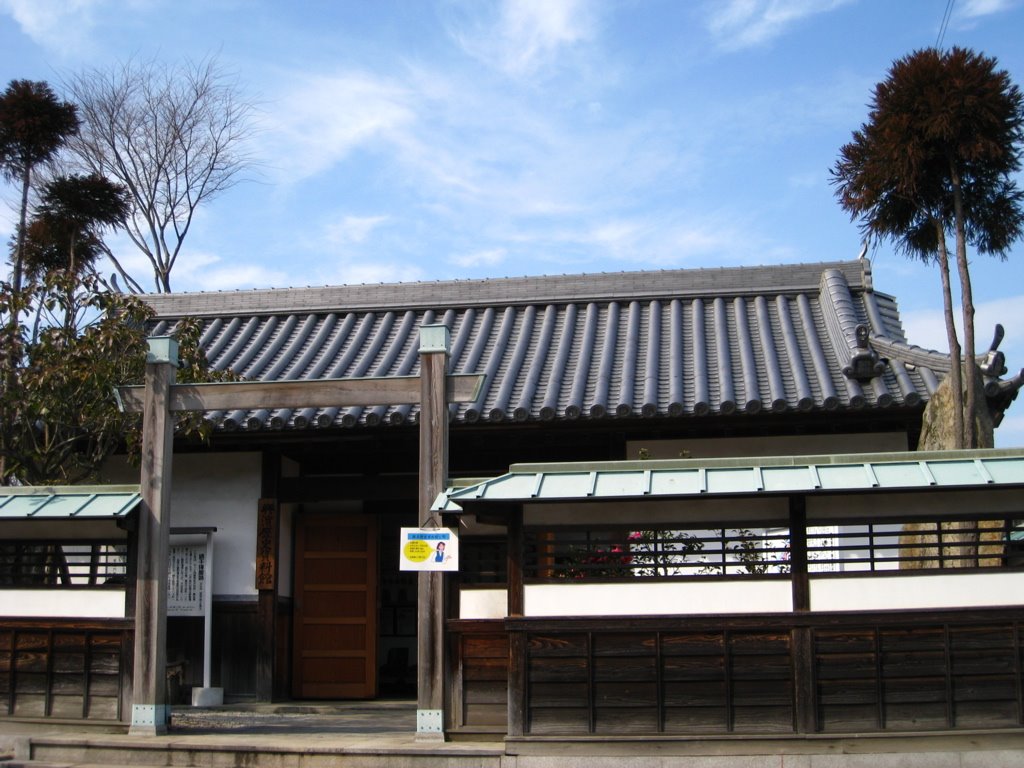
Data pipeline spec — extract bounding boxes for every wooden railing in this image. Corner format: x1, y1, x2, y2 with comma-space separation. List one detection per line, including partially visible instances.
0, 541, 128, 587
458, 518, 1024, 589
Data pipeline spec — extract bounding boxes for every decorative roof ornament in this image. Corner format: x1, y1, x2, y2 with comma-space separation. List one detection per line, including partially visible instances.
979, 325, 1023, 425
843, 324, 886, 381
980, 325, 1008, 378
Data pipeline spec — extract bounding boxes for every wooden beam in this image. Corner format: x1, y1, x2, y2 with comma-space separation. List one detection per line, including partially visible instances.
116, 374, 484, 413
277, 474, 417, 503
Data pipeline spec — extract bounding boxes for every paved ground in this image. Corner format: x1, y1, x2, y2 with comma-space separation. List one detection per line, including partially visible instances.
4, 703, 1024, 768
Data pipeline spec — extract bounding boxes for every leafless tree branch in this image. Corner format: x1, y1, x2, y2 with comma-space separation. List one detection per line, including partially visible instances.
65, 56, 255, 292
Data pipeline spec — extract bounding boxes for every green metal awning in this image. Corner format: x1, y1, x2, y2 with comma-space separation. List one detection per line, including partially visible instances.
0, 485, 142, 519
435, 448, 1024, 511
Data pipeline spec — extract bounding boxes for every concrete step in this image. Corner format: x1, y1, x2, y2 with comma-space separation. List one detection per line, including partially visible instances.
25, 735, 505, 768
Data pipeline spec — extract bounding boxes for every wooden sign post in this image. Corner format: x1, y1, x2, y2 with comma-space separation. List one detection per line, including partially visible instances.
121, 330, 480, 737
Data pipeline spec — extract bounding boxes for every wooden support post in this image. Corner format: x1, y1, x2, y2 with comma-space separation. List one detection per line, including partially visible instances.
255, 500, 279, 700
129, 337, 177, 735
256, 449, 281, 702
789, 495, 816, 734
790, 495, 809, 612
507, 505, 526, 737
416, 325, 449, 739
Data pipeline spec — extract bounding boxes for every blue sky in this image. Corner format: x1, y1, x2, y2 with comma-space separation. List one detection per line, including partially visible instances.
3, 0, 1024, 444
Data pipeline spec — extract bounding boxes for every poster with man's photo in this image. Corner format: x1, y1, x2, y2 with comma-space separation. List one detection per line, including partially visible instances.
399, 528, 459, 571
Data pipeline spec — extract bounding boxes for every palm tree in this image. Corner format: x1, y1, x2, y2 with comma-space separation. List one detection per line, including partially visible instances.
832, 47, 1024, 448
0, 80, 80, 295
21, 173, 130, 336
23, 173, 130, 279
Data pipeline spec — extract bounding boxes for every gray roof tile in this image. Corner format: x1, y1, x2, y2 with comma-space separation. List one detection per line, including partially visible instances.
142, 260, 997, 431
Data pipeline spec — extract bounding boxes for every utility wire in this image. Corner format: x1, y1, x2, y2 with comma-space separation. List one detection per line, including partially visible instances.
936, 0, 955, 48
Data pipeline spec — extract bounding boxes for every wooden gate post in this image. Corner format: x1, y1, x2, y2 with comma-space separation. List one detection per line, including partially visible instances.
416, 324, 449, 738
129, 337, 177, 735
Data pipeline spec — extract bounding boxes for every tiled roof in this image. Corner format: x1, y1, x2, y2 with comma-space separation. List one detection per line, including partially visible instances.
141, 259, 996, 432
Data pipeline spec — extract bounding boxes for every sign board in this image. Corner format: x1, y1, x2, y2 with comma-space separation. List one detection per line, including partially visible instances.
168, 543, 207, 616
400, 528, 459, 571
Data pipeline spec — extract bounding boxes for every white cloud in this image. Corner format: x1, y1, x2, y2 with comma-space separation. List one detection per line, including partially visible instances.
260, 72, 415, 184
324, 215, 390, 246
995, 412, 1024, 448
448, 248, 507, 269
957, 0, 1016, 20
116, 247, 289, 293
0, 198, 15, 241
561, 210, 775, 269
788, 170, 825, 189
317, 261, 427, 287
444, 0, 598, 77
901, 294, 1024, 358
186, 263, 290, 292
0, 0, 104, 55
705, 0, 853, 51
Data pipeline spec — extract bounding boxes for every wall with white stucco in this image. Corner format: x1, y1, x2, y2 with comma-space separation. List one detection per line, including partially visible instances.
104, 452, 262, 599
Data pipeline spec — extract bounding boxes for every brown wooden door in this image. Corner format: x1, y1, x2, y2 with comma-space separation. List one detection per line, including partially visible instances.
292, 511, 378, 698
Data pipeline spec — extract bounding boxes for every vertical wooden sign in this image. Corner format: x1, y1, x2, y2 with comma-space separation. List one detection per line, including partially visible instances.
256, 498, 278, 591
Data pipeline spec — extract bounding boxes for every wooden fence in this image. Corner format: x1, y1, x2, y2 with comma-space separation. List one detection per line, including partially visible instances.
0, 619, 132, 721
449, 608, 1024, 737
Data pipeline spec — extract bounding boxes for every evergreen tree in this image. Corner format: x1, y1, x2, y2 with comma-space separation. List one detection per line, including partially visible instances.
833, 47, 1024, 448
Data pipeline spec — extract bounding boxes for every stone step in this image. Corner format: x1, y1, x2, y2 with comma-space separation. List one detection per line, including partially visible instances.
26, 736, 505, 768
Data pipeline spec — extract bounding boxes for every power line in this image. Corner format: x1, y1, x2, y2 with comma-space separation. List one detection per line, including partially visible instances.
936, 0, 956, 48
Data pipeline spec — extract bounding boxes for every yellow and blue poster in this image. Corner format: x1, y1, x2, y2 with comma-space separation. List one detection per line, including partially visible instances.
400, 528, 459, 571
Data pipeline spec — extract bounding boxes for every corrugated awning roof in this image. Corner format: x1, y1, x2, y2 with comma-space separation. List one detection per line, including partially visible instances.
435, 448, 1024, 511
0, 486, 141, 519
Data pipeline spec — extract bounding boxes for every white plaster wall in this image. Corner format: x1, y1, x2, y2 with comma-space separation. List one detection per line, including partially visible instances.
524, 581, 792, 617
464, 573, 1024, 618
171, 453, 261, 598
104, 452, 262, 598
460, 589, 507, 619
0, 590, 125, 618
811, 571, 1024, 611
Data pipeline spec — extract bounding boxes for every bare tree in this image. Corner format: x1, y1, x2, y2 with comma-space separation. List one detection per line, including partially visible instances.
65, 57, 255, 293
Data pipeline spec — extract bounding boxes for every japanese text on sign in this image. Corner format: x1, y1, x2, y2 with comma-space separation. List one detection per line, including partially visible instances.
168, 544, 206, 616
399, 528, 459, 571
